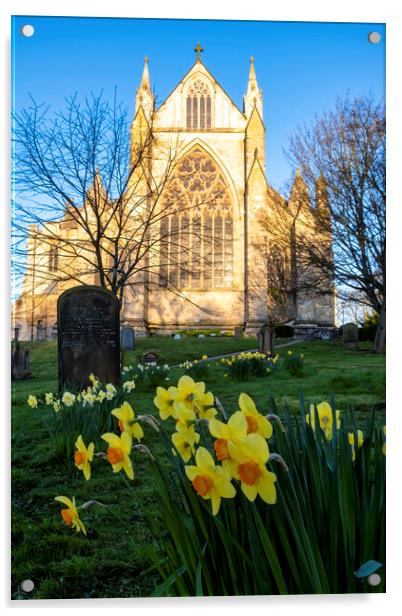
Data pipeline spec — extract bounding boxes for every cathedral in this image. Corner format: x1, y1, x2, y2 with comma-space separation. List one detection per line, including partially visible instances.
13, 45, 336, 340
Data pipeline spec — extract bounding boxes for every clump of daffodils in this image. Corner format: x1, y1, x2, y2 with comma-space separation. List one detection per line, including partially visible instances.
221, 351, 277, 380
153, 376, 279, 515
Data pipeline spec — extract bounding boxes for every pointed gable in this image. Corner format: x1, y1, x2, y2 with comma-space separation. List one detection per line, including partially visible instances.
155, 60, 246, 130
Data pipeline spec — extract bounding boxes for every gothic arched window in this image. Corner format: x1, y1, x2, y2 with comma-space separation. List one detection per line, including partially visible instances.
268, 245, 287, 291
48, 246, 58, 272
160, 147, 233, 289
186, 80, 212, 129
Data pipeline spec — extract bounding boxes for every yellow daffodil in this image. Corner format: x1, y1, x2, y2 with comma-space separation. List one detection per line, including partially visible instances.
101, 431, 134, 479
287, 350, 293, 356
348, 430, 364, 461
53, 400, 61, 413
55, 496, 86, 535
209, 411, 248, 477
202, 354, 208, 360
306, 401, 341, 440
62, 391, 76, 407
174, 401, 197, 427
89, 373, 100, 389
82, 391, 96, 406
154, 385, 177, 420
228, 433, 277, 504
45, 392, 54, 405
172, 423, 200, 462
111, 401, 144, 441
185, 447, 236, 515
194, 390, 217, 420
172, 376, 206, 410
105, 383, 116, 400
27, 395, 38, 409
238, 393, 273, 439
74, 435, 94, 480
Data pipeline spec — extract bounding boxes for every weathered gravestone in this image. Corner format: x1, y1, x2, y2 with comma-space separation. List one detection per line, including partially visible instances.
320, 329, 331, 341
11, 342, 31, 380
234, 326, 244, 339
258, 323, 273, 354
140, 349, 161, 364
121, 326, 135, 351
58, 286, 120, 390
343, 322, 359, 350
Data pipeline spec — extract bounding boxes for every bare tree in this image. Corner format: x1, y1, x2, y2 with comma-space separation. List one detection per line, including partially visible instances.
281, 95, 385, 352
12, 92, 220, 318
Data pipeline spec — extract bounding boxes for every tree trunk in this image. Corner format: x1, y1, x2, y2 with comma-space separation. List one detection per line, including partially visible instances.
373, 302, 386, 353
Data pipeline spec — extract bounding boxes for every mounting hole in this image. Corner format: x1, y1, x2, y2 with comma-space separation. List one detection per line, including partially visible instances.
368, 31, 381, 44
20, 579, 35, 593
21, 24, 35, 38
367, 573, 382, 586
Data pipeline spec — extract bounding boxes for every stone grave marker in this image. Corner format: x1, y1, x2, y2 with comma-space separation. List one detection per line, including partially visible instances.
140, 349, 161, 364
258, 323, 273, 354
11, 342, 31, 380
343, 322, 359, 350
173, 333, 181, 340
121, 326, 135, 351
320, 329, 331, 341
57, 285, 120, 390
234, 326, 244, 339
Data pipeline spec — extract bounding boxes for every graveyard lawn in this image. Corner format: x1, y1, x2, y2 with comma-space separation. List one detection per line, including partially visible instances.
11, 338, 385, 599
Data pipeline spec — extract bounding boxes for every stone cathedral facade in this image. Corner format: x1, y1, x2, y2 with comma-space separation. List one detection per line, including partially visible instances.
13, 47, 336, 340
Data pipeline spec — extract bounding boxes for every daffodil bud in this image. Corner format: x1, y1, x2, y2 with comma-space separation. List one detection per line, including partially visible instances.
269, 453, 289, 472
266, 414, 285, 432
79, 499, 106, 511
134, 444, 156, 461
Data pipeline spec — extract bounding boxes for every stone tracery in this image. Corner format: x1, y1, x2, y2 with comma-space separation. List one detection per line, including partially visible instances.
160, 147, 233, 289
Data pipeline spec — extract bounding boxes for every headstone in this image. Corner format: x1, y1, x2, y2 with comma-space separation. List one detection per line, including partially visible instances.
320, 329, 331, 341
258, 323, 273, 354
198, 334, 205, 338
343, 322, 359, 350
121, 326, 135, 350
173, 333, 181, 340
140, 349, 161, 364
234, 326, 244, 339
57, 285, 120, 390
11, 342, 31, 380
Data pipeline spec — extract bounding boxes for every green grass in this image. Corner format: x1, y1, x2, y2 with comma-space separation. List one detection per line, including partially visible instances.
11, 337, 385, 599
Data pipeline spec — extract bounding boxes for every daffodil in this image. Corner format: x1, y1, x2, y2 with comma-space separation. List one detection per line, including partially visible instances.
111, 401, 144, 441
89, 373, 100, 389
174, 401, 197, 427
45, 392, 54, 405
82, 391, 96, 406
209, 411, 248, 477
74, 435, 94, 480
97, 390, 106, 402
55, 496, 86, 535
62, 391, 76, 407
202, 354, 208, 360
53, 400, 61, 413
27, 395, 38, 409
154, 385, 177, 420
185, 447, 236, 515
228, 433, 277, 504
123, 380, 135, 393
172, 376, 206, 410
101, 431, 134, 479
238, 393, 273, 439
348, 430, 364, 461
172, 423, 200, 461
306, 401, 341, 440
105, 383, 116, 400
194, 390, 217, 420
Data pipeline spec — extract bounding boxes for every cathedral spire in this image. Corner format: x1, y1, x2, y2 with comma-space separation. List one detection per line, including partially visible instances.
135, 56, 154, 118
243, 56, 263, 119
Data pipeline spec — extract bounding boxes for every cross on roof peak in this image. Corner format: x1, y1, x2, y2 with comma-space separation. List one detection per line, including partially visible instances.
194, 42, 204, 61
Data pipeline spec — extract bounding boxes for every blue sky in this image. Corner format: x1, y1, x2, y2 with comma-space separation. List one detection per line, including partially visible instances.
12, 16, 385, 195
